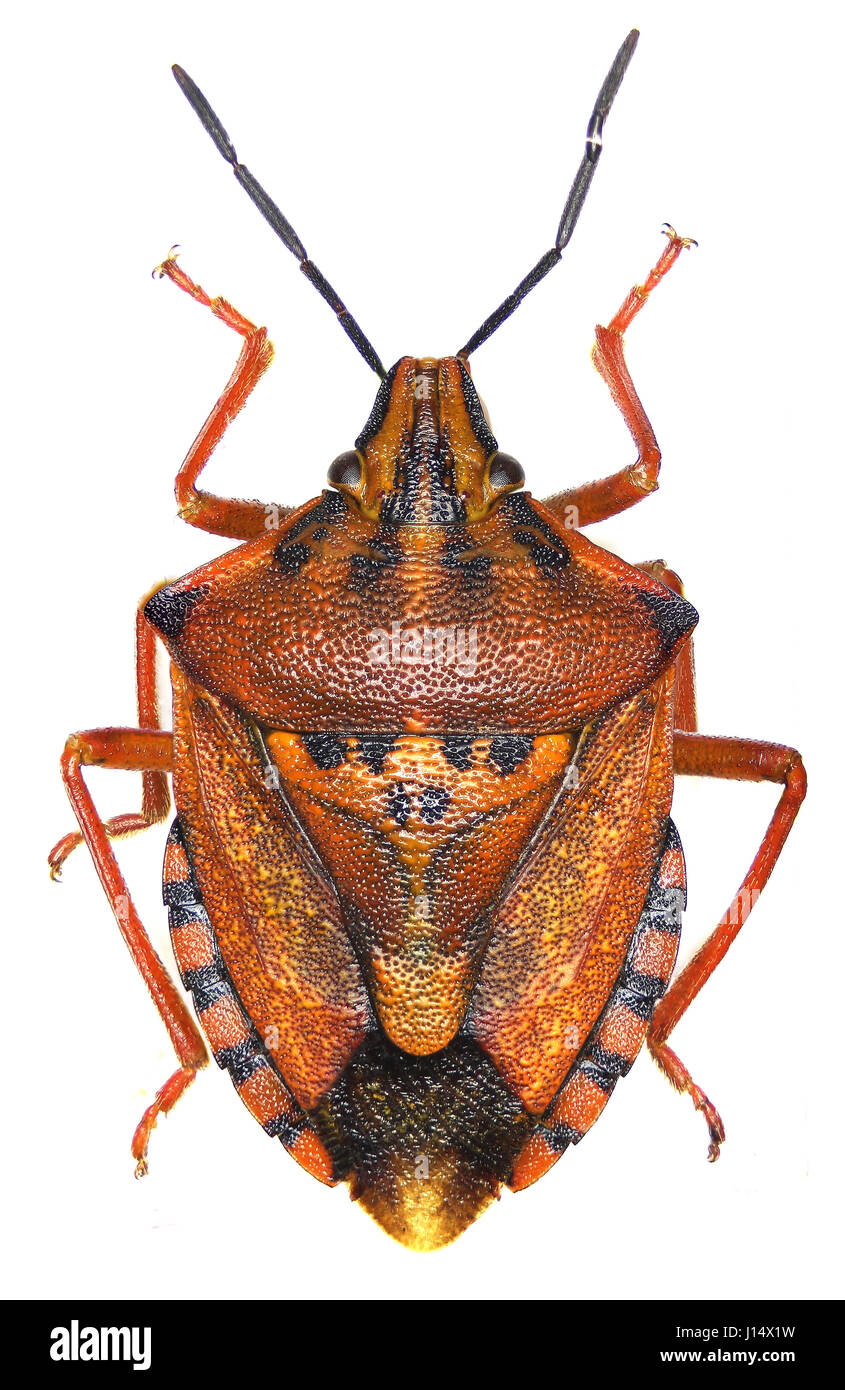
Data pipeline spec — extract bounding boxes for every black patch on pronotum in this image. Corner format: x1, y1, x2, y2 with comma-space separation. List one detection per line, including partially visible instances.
502, 492, 550, 530
302, 732, 347, 770
355, 734, 397, 776
273, 540, 311, 575
418, 786, 450, 823
144, 582, 209, 640
441, 532, 493, 591
284, 488, 348, 541
488, 735, 534, 776
636, 588, 698, 654
347, 534, 401, 593
513, 528, 571, 572
505, 493, 570, 541
457, 553, 493, 589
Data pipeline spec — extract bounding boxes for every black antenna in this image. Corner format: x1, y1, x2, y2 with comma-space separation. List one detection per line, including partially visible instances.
172, 65, 387, 379
457, 29, 639, 361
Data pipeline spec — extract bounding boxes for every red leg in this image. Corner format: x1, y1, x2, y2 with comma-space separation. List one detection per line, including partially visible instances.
541, 228, 696, 529
156, 254, 292, 540
649, 733, 806, 1158
49, 601, 170, 878
53, 727, 209, 1173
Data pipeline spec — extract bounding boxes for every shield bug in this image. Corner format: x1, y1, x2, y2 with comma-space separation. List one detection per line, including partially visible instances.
50, 29, 805, 1251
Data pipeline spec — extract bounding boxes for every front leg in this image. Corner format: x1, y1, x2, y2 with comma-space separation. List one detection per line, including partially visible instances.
542, 228, 695, 528
156, 254, 292, 540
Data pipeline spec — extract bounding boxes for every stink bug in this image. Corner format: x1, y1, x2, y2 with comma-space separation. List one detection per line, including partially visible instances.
50, 29, 805, 1251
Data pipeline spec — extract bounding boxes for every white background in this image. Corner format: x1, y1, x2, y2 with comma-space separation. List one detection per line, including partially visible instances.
3, 0, 841, 1300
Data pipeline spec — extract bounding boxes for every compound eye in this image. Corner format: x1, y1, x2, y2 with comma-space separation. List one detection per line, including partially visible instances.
328, 450, 363, 490
488, 451, 525, 491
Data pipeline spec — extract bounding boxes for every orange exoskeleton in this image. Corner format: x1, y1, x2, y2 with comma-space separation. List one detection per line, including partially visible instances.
50, 31, 805, 1250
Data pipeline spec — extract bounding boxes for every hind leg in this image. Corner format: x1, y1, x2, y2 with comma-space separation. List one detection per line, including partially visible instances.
638, 562, 806, 1158
650, 733, 805, 1158
52, 726, 209, 1173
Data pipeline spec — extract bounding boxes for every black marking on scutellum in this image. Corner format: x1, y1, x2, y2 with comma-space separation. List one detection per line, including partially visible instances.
387, 783, 412, 827
144, 582, 209, 641
441, 736, 475, 771
355, 734, 398, 776
301, 732, 347, 770
488, 736, 534, 776
419, 786, 451, 823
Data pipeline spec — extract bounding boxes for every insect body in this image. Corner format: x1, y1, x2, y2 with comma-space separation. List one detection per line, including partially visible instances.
51, 31, 805, 1250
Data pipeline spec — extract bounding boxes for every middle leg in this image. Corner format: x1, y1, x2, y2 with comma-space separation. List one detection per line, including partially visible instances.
641, 568, 805, 1157
49, 600, 171, 878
